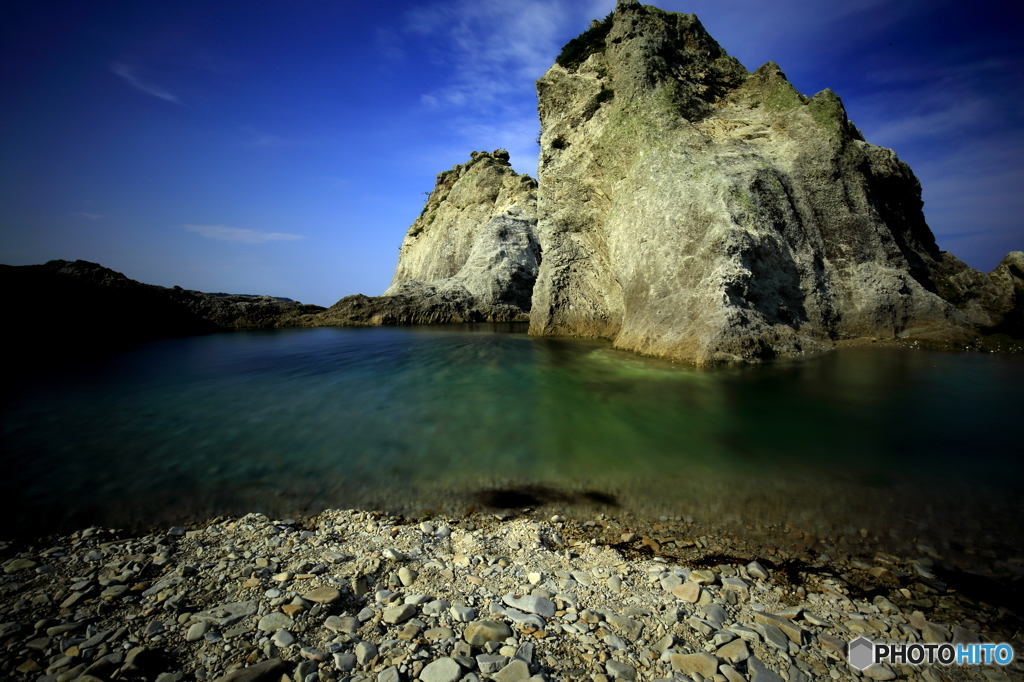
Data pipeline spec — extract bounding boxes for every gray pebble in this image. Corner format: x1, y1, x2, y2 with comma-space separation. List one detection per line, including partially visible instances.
450, 605, 476, 622
419, 657, 462, 682
746, 561, 770, 580
272, 629, 295, 647
257, 612, 293, 633
333, 653, 356, 672
378, 666, 400, 682
185, 622, 209, 642
606, 660, 638, 681
356, 641, 378, 666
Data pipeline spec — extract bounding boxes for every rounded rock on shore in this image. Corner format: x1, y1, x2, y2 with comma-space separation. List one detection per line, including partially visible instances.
419, 657, 462, 682
463, 620, 512, 646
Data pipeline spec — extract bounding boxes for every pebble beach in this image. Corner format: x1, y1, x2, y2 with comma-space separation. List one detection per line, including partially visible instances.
1, 508, 1021, 682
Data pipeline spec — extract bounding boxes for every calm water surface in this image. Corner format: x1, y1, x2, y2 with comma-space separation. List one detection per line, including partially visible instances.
3, 325, 1022, 549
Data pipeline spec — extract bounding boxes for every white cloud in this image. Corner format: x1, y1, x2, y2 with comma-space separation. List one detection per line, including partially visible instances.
79, 212, 104, 219
404, 0, 569, 111
396, 0, 594, 178
863, 98, 989, 149
449, 114, 543, 175
183, 225, 305, 244
239, 125, 289, 148
110, 62, 182, 104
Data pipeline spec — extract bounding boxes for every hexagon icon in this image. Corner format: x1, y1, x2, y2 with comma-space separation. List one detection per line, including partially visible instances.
847, 636, 876, 670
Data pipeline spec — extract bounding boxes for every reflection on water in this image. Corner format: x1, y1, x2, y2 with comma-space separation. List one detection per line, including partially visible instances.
2, 325, 1022, 559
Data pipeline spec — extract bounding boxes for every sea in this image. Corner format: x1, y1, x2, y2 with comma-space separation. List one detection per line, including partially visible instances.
2, 324, 1022, 562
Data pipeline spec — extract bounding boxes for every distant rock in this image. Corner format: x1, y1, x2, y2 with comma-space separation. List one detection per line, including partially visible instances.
164, 286, 321, 329
925, 250, 1024, 337
206, 292, 295, 302
314, 150, 540, 326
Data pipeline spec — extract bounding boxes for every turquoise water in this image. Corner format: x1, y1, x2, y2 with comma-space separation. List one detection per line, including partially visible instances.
2, 325, 1022, 543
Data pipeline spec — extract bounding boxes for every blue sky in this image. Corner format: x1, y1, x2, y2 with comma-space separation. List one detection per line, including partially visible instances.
2, 0, 1021, 306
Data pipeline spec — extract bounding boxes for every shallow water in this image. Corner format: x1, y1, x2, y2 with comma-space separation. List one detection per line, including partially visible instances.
2, 325, 1022, 552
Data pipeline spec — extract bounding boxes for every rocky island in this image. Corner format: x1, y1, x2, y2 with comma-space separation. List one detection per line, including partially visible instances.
314, 150, 540, 327
330, 0, 1021, 366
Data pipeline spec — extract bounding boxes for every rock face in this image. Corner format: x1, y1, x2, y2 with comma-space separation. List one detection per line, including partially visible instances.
315, 150, 540, 326
527, 0, 1022, 365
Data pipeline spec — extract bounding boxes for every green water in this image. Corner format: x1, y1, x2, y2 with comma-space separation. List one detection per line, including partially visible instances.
2, 325, 1022, 545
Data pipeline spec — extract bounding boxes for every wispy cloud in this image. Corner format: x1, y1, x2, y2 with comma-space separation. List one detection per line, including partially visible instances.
238, 125, 328, 149
405, 0, 568, 111
445, 114, 543, 176
79, 212, 104, 220
183, 224, 305, 244
239, 125, 289, 148
863, 98, 990, 149
375, 27, 405, 62
111, 62, 182, 104
396, 0, 587, 175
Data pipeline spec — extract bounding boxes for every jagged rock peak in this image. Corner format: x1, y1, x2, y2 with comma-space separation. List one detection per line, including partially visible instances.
469, 148, 511, 164
550, 2, 747, 119
387, 150, 537, 292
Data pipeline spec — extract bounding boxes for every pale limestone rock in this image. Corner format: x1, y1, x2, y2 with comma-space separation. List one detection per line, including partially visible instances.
527, 1, 1017, 365
670, 652, 720, 679
317, 150, 539, 326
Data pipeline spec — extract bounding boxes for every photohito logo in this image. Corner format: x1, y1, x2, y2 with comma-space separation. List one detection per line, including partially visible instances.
847, 637, 1015, 670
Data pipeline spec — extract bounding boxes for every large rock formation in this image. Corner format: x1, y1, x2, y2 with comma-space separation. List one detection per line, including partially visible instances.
315, 150, 540, 325
527, 0, 1022, 365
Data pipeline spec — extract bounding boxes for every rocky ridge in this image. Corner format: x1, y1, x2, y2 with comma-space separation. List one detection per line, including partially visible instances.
2, 259, 325, 373
2, 259, 323, 350
2, 509, 1020, 682
315, 151, 540, 326
525, 0, 1023, 365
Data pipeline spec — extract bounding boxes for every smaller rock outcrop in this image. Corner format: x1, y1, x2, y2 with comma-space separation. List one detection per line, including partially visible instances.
315, 150, 540, 326
165, 287, 322, 329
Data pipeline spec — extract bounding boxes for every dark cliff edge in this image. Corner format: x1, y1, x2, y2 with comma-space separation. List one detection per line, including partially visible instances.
2, 260, 324, 376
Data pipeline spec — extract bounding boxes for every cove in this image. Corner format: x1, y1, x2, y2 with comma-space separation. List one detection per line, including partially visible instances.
2, 324, 1022, 556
